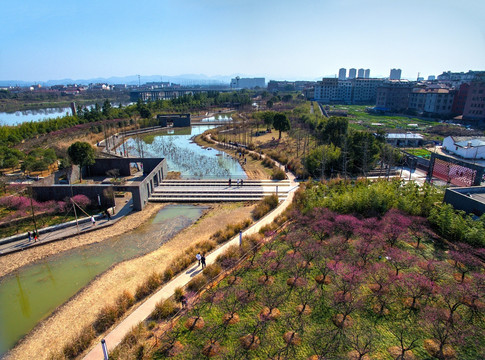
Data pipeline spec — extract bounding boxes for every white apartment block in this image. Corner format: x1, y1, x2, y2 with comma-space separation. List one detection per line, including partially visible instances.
230, 77, 265, 89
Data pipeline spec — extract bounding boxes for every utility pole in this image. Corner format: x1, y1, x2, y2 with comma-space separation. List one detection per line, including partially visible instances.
69, 173, 81, 239
29, 185, 38, 236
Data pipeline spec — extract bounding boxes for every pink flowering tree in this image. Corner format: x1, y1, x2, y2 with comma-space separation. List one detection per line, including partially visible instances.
449, 246, 481, 283
382, 209, 412, 247
334, 214, 361, 241
386, 247, 416, 276
399, 272, 435, 311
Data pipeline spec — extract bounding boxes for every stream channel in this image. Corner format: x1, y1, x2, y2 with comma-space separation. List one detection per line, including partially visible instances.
0, 204, 206, 356
0, 115, 245, 356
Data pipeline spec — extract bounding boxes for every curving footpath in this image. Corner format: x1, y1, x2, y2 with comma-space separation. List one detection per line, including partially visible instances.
83, 157, 298, 359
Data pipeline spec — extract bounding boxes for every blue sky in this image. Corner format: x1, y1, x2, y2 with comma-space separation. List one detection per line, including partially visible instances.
0, 0, 484, 82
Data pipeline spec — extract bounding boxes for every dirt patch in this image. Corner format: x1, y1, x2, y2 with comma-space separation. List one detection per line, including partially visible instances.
6, 202, 255, 360
0, 202, 166, 278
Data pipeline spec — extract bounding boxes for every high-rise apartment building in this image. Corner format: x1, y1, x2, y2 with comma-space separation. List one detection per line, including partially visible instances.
357, 68, 365, 78
338, 68, 346, 80
348, 68, 357, 79
390, 69, 402, 80
364, 69, 370, 78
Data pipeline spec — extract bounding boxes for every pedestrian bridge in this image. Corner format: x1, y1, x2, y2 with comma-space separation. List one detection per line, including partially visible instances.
148, 179, 291, 202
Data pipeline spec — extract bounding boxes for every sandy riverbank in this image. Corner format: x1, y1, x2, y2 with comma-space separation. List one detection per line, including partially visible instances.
0, 203, 168, 279
6, 202, 255, 360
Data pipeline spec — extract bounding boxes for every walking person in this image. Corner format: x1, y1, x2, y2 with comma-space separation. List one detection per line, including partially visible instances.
237, 179, 240, 186
105, 209, 111, 220
201, 254, 206, 269
34, 231, 38, 242
27, 231, 32, 242
196, 252, 201, 266
240, 179, 243, 186
228, 178, 232, 187
91, 216, 96, 226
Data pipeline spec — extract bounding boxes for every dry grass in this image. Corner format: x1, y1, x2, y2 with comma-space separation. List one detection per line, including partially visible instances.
6, 202, 255, 360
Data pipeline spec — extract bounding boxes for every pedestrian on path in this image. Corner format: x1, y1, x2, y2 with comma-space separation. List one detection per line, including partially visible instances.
240, 179, 243, 186
228, 178, 232, 187
237, 179, 240, 186
105, 209, 111, 220
34, 231, 38, 242
201, 254, 206, 269
27, 231, 32, 242
196, 252, 201, 266
91, 216, 96, 226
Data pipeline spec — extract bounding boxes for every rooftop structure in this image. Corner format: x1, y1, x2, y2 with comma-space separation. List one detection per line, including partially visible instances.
385, 132, 424, 147
390, 69, 402, 80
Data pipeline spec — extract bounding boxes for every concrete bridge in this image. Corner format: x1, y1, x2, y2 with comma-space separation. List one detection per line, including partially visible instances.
148, 179, 291, 202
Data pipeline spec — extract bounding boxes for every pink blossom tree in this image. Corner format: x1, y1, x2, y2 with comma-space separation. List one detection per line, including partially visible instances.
386, 247, 416, 276
382, 209, 412, 247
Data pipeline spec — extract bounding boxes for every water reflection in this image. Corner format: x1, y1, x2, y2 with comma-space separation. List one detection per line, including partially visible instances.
16, 274, 31, 318
125, 125, 246, 179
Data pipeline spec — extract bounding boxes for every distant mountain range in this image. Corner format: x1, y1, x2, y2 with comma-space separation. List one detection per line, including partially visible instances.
0, 74, 240, 87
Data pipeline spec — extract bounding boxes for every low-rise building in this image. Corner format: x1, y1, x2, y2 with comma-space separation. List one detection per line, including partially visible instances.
385, 132, 424, 147
442, 136, 485, 159
376, 80, 414, 112
462, 80, 485, 121
230, 77, 265, 89
314, 78, 382, 104
408, 86, 455, 115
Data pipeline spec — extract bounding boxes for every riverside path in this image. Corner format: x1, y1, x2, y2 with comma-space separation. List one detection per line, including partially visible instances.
82, 164, 298, 359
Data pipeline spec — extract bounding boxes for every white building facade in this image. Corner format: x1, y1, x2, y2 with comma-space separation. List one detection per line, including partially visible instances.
442, 136, 485, 159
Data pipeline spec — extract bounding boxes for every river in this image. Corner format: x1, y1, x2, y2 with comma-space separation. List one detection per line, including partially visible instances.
0, 204, 206, 357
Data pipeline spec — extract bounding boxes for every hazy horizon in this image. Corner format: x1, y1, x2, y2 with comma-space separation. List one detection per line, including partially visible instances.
1, 0, 484, 82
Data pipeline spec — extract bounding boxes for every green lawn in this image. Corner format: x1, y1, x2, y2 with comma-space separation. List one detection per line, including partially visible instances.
330, 105, 441, 131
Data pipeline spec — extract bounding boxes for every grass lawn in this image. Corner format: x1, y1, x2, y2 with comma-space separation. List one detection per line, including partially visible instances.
330, 105, 441, 131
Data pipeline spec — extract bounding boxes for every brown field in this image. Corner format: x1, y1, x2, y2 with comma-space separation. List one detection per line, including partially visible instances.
5, 202, 255, 360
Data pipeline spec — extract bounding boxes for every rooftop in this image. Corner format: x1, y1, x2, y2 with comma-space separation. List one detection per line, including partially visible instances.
386, 133, 424, 140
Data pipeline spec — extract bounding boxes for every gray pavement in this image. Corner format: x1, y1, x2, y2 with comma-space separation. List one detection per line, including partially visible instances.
0, 198, 133, 256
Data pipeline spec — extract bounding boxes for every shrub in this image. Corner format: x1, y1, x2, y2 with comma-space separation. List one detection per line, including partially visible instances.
115, 290, 135, 315
152, 299, 179, 321
135, 272, 161, 301
216, 245, 241, 269
187, 275, 207, 292
62, 325, 95, 359
174, 287, 184, 302
252, 195, 279, 220
163, 268, 174, 282
203, 263, 223, 279
271, 167, 286, 180
93, 304, 119, 333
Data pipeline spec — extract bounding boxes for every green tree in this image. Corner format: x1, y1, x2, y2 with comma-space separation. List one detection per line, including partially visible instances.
273, 112, 291, 139
67, 141, 96, 181
102, 99, 112, 118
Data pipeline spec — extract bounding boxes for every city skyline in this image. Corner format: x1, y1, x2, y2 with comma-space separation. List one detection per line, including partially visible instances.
1, 0, 484, 82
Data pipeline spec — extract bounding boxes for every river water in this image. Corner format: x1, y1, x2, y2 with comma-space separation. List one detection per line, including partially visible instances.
125, 124, 247, 179
0, 108, 74, 126
0, 204, 206, 357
